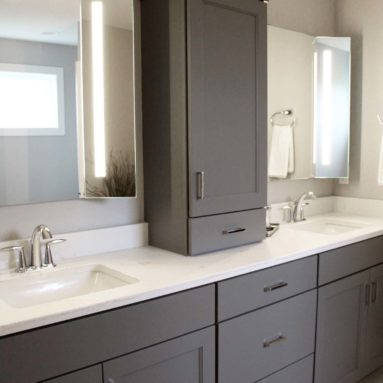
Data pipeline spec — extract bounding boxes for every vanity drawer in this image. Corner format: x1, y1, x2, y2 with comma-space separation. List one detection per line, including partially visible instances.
218, 290, 317, 383
257, 354, 314, 383
0, 285, 215, 383
319, 236, 383, 285
188, 208, 265, 255
43, 365, 103, 383
217, 256, 317, 321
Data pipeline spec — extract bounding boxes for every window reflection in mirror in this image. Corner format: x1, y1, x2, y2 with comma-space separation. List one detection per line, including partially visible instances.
0, 0, 80, 205
0, 0, 137, 206
80, 0, 136, 198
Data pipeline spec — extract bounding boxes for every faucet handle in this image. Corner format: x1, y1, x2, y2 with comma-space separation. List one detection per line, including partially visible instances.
1, 245, 28, 273
43, 239, 66, 268
282, 203, 294, 223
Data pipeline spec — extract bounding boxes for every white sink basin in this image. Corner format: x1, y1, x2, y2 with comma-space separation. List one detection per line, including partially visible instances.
292, 218, 369, 235
0, 264, 138, 308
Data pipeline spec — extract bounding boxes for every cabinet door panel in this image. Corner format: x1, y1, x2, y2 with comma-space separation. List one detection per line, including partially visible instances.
188, 0, 267, 217
366, 264, 383, 373
315, 271, 369, 383
219, 290, 316, 383
103, 327, 215, 383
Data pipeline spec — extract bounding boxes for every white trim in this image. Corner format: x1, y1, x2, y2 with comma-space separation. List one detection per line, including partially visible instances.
0, 63, 65, 136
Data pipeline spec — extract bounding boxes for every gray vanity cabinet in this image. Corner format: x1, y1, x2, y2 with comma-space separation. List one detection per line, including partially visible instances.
103, 327, 215, 383
43, 366, 103, 383
315, 271, 369, 383
142, 0, 267, 255
315, 237, 383, 383
0, 285, 215, 383
218, 290, 317, 383
366, 263, 383, 373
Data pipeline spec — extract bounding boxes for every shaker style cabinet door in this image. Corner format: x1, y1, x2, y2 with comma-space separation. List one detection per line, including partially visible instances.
315, 271, 369, 383
366, 263, 383, 373
188, 0, 267, 217
103, 327, 215, 383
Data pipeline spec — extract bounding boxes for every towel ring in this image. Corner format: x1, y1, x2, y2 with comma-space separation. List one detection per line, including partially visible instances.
270, 109, 296, 128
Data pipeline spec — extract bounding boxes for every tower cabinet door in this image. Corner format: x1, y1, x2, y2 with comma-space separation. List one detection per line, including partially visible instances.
103, 327, 215, 383
188, 0, 267, 217
315, 271, 369, 383
366, 263, 383, 373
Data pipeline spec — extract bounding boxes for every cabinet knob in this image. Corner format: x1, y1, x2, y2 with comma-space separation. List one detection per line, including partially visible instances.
107, 379, 115, 383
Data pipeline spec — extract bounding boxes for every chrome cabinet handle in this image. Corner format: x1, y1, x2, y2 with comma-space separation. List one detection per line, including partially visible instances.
196, 171, 205, 200
366, 284, 371, 306
222, 228, 246, 235
372, 282, 378, 304
263, 333, 287, 348
264, 281, 288, 292
1, 245, 27, 273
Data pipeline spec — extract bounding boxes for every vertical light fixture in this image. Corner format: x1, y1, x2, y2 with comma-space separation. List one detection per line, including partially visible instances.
313, 51, 318, 166
321, 49, 333, 166
91, 0, 106, 177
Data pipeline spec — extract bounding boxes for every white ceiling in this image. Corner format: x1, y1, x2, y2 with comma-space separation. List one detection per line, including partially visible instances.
0, 0, 133, 46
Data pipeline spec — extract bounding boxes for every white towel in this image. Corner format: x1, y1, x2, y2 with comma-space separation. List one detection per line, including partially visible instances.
268, 124, 295, 179
378, 130, 383, 185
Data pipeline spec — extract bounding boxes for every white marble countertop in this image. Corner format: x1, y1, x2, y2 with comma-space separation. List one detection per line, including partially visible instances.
1, 211, 383, 337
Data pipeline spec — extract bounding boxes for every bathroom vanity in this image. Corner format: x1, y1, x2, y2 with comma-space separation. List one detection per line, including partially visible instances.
1, 209, 383, 383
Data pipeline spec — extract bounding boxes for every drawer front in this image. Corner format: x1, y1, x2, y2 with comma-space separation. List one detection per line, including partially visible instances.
319, 236, 383, 285
258, 355, 314, 383
218, 256, 317, 321
218, 290, 317, 383
103, 327, 215, 383
43, 365, 103, 383
188, 208, 265, 255
0, 285, 215, 383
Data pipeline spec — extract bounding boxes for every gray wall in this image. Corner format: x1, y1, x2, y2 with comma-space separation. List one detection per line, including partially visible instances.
267, 0, 336, 203
0, 38, 79, 205
0, 3, 143, 241
334, 0, 383, 200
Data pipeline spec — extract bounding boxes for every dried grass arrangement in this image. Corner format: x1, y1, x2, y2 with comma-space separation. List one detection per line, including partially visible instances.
86, 151, 136, 197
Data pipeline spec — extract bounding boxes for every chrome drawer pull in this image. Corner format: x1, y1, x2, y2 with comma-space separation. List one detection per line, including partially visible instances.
263, 334, 287, 348
222, 228, 246, 235
372, 282, 378, 303
263, 281, 288, 292
196, 171, 205, 200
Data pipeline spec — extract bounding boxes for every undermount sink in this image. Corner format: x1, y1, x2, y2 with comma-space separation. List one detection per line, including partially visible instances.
0, 264, 138, 308
292, 218, 369, 235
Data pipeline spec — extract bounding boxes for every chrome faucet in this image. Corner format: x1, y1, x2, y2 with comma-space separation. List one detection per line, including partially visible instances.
293, 192, 317, 222
30, 224, 52, 269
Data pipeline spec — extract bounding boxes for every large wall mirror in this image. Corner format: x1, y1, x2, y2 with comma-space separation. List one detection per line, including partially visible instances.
268, 26, 351, 180
0, 0, 137, 207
